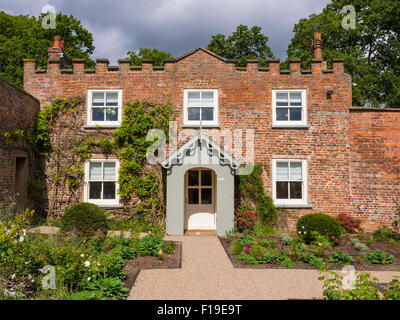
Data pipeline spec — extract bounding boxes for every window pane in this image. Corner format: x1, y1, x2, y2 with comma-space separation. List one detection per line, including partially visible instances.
92, 108, 105, 121
290, 182, 302, 199
89, 182, 102, 199
188, 92, 200, 106
106, 92, 118, 106
89, 162, 102, 180
188, 107, 200, 120
290, 92, 302, 106
201, 188, 212, 204
92, 92, 105, 106
276, 93, 288, 106
290, 108, 302, 121
201, 108, 214, 121
188, 170, 199, 186
103, 162, 116, 180
276, 108, 288, 121
276, 162, 289, 180
103, 182, 116, 199
201, 92, 214, 106
290, 162, 302, 180
105, 108, 118, 121
201, 170, 212, 186
276, 182, 289, 199
188, 189, 199, 204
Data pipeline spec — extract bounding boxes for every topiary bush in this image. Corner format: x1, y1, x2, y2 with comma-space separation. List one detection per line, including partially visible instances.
60, 202, 108, 237
296, 213, 343, 244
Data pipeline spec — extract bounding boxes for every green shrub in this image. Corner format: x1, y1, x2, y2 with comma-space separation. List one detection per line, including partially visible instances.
85, 277, 129, 300
65, 290, 106, 300
279, 233, 293, 245
234, 204, 256, 233
296, 213, 343, 243
229, 240, 244, 255
60, 203, 108, 236
373, 225, 400, 241
137, 233, 164, 256
118, 245, 137, 260
329, 252, 354, 265
350, 238, 368, 252
259, 239, 276, 248
298, 252, 324, 268
366, 250, 394, 265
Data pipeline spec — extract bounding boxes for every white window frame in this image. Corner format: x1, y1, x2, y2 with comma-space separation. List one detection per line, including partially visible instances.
272, 89, 307, 127
87, 89, 122, 127
183, 89, 219, 126
272, 159, 308, 206
83, 159, 120, 207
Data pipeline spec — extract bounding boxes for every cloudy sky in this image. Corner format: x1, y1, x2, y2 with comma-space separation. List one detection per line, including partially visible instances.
0, 0, 330, 64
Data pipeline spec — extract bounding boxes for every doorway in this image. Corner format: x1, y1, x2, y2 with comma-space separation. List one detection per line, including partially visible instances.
184, 168, 216, 231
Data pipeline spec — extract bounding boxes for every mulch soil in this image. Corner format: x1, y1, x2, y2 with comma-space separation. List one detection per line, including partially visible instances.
220, 235, 400, 271
122, 241, 182, 289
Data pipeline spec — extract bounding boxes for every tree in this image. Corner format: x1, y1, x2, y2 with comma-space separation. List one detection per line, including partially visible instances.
126, 48, 174, 66
285, 0, 400, 108
207, 24, 274, 67
0, 12, 95, 88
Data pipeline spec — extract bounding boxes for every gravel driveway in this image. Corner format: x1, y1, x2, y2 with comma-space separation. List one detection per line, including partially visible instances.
127, 235, 400, 300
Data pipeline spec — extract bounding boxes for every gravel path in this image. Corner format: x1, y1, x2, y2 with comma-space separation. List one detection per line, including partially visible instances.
127, 235, 400, 300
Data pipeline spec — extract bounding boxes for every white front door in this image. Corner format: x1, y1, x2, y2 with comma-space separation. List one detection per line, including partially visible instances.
185, 169, 216, 230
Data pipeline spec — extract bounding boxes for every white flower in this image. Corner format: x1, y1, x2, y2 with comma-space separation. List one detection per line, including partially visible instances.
84, 261, 90, 268
80, 254, 84, 258
304, 231, 307, 234
87, 277, 91, 281
22, 229, 26, 236
298, 231, 301, 234
318, 243, 322, 246
18, 236, 24, 242
302, 226, 305, 229
11, 274, 16, 280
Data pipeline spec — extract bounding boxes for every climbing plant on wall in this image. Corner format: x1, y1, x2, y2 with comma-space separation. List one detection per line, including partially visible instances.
29, 97, 173, 222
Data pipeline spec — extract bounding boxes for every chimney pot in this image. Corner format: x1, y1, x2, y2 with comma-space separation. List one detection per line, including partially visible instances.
311, 32, 323, 60
60, 40, 64, 52
53, 36, 61, 48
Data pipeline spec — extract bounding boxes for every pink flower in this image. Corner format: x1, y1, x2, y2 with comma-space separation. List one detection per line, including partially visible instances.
244, 248, 250, 254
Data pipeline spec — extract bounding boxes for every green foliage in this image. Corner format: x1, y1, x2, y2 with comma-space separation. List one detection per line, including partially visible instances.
229, 240, 244, 255
319, 269, 382, 300
350, 237, 368, 252
296, 213, 343, 243
137, 233, 165, 257
236, 163, 277, 227
285, 0, 400, 108
279, 232, 293, 245
329, 251, 354, 265
385, 277, 400, 300
126, 47, 174, 66
0, 12, 94, 87
65, 290, 106, 300
207, 24, 274, 67
373, 225, 400, 241
114, 100, 173, 221
366, 250, 394, 265
298, 252, 324, 268
60, 203, 108, 237
238, 245, 293, 268
84, 277, 129, 300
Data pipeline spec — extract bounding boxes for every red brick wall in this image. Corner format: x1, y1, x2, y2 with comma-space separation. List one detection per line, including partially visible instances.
0, 76, 40, 208
349, 109, 400, 231
24, 49, 378, 229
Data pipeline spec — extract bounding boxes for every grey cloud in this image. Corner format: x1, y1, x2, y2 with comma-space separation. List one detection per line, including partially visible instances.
1, 0, 330, 64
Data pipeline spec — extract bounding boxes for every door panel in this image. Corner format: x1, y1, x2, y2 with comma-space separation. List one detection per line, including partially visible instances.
185, 169, 216, 230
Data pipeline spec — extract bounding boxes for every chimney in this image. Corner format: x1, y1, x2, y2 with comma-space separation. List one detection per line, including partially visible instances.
311, 31, 323, 60
47, 36, 69, 67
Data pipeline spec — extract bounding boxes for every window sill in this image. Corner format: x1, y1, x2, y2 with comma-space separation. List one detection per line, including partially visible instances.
275, 204, 312, 209
83, 125, 121, 129
181, 124, 221, 129
89, 203, 123, 209
271, 124, 309, 129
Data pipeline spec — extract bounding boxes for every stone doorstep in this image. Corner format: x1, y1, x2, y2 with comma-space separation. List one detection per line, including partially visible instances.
28, 226, 149, 239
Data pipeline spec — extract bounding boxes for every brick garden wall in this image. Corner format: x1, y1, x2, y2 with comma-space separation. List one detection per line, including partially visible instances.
0, 76, 40, 209
22, 46, 400, 231
349, 108, 400, 231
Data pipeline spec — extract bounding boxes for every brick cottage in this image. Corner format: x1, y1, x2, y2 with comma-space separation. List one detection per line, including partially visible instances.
19, 33, 400, 235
